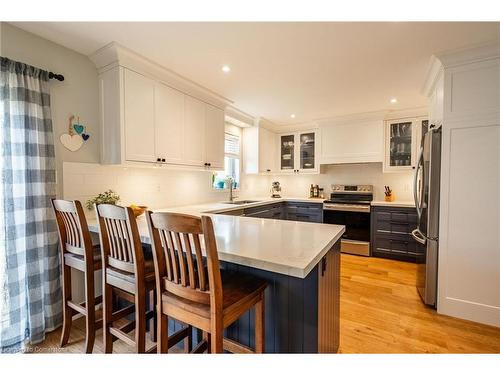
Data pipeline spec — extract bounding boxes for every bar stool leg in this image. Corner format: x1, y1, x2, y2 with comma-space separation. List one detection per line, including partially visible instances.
135, 291, 146, 353
255, 294, 265, 353
157, 313, 168, 353
184, 326, 192, 353
210, 316, 224, 354
84, 267, 96, 353
149, 290, 157, 343
103, 283, 114, 353
60, 263, 73, 347
204, 331, 211, 353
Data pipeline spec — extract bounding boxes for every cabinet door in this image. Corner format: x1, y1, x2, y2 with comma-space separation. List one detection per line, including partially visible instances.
154, 83, 184, 164
298, 131, 318, 172
204, 104, 225, 169
259, 127, 276, 173
383, 119, 418, 172
124, 69, 156, 162
279, 133, 296, 172
183, 95, 206, 166
415, 117, 429, 150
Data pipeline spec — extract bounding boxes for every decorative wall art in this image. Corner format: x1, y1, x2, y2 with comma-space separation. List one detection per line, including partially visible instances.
60, 114, 91, 151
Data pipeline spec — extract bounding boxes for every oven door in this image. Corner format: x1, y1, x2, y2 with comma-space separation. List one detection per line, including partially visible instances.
323, 205, 371, 256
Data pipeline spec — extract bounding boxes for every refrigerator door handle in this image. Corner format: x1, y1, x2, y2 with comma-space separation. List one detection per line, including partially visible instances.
413, 145, 424, 220
411, 228, 427, 245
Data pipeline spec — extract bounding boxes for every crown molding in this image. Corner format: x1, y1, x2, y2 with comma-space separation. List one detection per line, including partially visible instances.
422, 40, 500, 97
435, 40, 500, 68
225, 106, 255, 127
385, 106, 428, 120
89, 42, 233, 109
421, 54, 444, 97
316, 110, 387, 126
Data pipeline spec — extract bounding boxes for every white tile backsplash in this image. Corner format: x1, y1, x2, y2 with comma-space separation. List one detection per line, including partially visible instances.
63, 162, 231, 215
243, 163, 414, 201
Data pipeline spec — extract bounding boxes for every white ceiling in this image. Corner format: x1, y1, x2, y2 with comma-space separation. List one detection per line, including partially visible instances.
11, 22, 500, 124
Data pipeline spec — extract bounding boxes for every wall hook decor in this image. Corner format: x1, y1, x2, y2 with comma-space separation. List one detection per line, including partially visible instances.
60, 115, 90, 151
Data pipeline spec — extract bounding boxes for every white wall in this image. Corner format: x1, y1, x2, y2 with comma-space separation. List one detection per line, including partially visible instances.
1, 23, 100, 197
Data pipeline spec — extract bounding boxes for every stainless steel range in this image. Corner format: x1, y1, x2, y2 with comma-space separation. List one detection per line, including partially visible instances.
323, 184, 373, 256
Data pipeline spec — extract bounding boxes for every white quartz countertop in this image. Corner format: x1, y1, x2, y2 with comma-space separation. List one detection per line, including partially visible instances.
87, 197, 343, 278
371, 200, 416, 208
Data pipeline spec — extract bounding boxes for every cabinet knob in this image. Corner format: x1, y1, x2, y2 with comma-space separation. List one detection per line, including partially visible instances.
161, 158, 166, 163
208, 163, 211, 167
266, 169, 271, 172
156, 157, 161, 162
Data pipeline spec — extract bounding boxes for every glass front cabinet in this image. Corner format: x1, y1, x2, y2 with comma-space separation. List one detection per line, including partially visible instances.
279, 130, 319, 174
383, 117, 428, 173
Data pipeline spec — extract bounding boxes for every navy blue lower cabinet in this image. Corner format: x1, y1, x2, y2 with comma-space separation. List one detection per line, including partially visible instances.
165, 240, 341, 353
371, 206, 424, 262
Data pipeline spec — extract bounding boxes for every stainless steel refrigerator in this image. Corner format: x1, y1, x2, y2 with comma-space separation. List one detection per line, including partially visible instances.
412, 125, 442, 307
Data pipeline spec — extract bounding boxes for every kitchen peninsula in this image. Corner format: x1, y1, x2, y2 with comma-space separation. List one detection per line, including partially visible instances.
87, 199, 345, 353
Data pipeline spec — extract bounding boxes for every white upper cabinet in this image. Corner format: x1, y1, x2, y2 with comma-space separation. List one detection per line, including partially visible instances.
183, 95, 206, 167
124, 69, 156, 162
383, 117, 428, 173
278, 130, 319, 174
154, 82, 184, 164
259, 127, 277, 173
204, 104, 225, 169
320, 120, 383, 164
98, 66, 226, 169
242, 126, 277, 174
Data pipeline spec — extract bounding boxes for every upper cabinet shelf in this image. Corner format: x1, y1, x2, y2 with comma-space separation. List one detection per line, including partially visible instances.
98, 67, 225, 169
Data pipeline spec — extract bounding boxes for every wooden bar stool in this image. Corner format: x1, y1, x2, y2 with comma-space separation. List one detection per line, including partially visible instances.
95, 204, 191, 353
52, 199, 102, 353
146, 211, 268, 354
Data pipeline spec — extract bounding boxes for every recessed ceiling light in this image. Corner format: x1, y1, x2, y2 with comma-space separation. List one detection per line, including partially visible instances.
222, 65, 231, 73
390, 98, 398, 104
290, 114, 296, 119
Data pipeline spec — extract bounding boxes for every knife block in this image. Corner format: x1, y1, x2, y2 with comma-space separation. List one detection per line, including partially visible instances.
384, 193, 395, 202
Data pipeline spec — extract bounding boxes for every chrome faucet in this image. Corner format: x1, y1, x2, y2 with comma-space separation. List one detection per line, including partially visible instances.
227, 177, 237, 202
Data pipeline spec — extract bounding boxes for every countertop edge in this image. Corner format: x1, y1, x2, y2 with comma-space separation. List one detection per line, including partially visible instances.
371, 200, 416, 208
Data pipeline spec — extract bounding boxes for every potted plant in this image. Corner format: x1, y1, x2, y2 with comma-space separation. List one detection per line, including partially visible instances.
85, 190, 120, 210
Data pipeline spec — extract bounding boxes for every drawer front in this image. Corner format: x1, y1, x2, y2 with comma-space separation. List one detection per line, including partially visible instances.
371, 206, 420, 262
245, 203, 281, 215
221, 208, 245, 216
375, 220, 414, 235
243, 201, 322, 222
373, 235, 420, 255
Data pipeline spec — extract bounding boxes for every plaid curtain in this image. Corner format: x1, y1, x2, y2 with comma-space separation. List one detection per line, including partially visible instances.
0, 57, 61, 352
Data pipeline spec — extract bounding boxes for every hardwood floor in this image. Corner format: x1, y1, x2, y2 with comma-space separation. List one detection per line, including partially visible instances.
33, 254, 500, 353
338, 254, 500, 353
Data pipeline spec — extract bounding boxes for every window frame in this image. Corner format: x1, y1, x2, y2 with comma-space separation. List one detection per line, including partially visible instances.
212, 129, 242, 191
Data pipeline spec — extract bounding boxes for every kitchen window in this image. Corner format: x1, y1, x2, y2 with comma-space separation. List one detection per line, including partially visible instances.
212, 131, 240, 190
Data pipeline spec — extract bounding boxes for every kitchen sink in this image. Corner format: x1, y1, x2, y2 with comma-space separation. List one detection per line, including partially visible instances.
222, 200, 262, 205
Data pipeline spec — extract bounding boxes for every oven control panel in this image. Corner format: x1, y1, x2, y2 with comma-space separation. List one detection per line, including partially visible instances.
331, 184, 373, 193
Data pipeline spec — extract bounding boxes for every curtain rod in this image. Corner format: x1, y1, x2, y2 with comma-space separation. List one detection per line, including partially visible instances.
48, 72, 64, 81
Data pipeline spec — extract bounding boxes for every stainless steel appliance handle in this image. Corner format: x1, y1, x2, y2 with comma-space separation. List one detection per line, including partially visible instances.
323, 204, 371, 213
413, 146, 424, 220
411, 228, 427, 245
